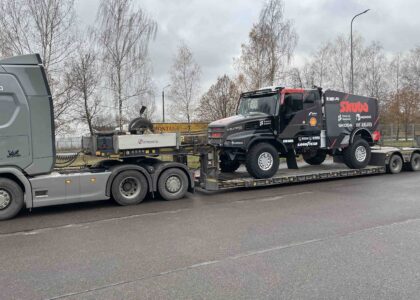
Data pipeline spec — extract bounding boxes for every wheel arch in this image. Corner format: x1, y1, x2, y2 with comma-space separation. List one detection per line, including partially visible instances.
351, 128, 374, 145
105, 164, 153, 197
153, 162, 194, 193
0, 167, 32, 208
247, 137, 287, 154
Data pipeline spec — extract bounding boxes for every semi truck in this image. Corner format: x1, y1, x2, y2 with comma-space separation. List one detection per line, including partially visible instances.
0, 54, 419, 221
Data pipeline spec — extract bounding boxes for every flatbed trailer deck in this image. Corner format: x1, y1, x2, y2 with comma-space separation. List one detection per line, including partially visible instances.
200, 163, 386, 191
197, 146, 420, 191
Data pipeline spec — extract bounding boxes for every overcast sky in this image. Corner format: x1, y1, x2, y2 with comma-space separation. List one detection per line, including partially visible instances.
75, 0, 420, 114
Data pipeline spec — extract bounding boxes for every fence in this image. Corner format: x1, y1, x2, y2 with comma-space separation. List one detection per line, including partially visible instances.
379, 124, 420, 146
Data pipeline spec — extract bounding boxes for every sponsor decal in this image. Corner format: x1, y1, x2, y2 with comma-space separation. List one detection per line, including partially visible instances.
297, 141, 319, 147
326, 96, 340, 102
338, 123, 353, 128
227, 125, 243, 132
355, 122, 373, 128
7, 150, 21, 158
309, 117, 317, 127
298, 136, 321, 141
259, 120, 272, 126
340, 101, 369, 113
356, 114, 372, 121
338, 114, 352, 122
231, 141, 244, 145
282, 139, 294, 143
138, 139, 158, 145
308, 112, 318, 117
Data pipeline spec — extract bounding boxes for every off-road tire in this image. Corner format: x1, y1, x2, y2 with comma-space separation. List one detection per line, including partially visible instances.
387, 154, 403, 174
245, 143, 279, 179
0, 178, 24, 221
158, 168, 189, 201
343, 138, 371, 169
409, 153, 420, 171
112, 171, 148, 205
303, 150, 327, 166
220, 155, 241, 173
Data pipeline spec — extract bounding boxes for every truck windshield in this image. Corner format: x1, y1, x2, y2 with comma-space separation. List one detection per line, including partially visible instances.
238, 94, 278, 116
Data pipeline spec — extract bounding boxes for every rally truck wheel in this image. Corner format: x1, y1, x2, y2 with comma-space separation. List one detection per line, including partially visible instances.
220, 154, 241, 173
245, 143, 279, 179
158, 168, 189, 201
303, 150, 327, 166
343, 138, 371, 169
387, 154, 403, 174
409, 153, 420, 171
0, 178, 24, 221
112, 171, 148, 205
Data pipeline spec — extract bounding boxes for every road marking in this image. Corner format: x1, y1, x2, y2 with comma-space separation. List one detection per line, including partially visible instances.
0, 208, 191, 239
48, 216, 420, 299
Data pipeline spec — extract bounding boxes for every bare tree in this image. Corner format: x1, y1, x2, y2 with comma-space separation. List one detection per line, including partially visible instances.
360, 41, 388, 101
0, 0, 78, 133
68, 45, 102, 135
197, 75, 239, 121
168, 43, 201, 127
96, 0, 157, 130
235, 0, 297, 89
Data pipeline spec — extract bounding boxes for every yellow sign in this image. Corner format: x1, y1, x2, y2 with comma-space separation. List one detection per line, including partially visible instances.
153, 123, 208, 133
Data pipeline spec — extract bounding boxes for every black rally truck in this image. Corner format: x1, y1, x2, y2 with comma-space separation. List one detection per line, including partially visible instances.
208, 87, 380, 179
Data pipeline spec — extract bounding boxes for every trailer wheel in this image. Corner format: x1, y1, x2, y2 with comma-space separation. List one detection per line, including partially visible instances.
112, 171, 148, 205
409, 153, 420, 171
246, 143, 279, 179
387, 155, 403, 174
343, 138, 371, 169
0, 178, 24, 221
158, 168, 189, 201
220, 154, 241, 173
303, 150, 327, 166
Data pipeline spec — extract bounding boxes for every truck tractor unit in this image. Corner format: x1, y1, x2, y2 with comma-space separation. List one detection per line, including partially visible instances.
0, 54, 195, 220
208, 86, 380, 179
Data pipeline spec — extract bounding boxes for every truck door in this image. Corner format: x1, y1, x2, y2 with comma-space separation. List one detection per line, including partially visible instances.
279, 90, 321, 138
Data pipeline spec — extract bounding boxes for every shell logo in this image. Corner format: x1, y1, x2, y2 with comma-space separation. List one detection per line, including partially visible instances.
309, 117, 317, 127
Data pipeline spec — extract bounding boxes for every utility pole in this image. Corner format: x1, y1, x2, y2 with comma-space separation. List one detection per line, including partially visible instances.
162, 84, 171, 123
351, 9, 370, 94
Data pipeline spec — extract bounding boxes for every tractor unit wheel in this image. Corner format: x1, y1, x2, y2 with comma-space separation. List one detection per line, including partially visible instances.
409, 153, 420, 171
245, 143, 279, 179
158, 168, 189, 201
219, 154, 241, 173
343, 137, 371, 169
112, 171, 148, 205
303, 150, 327, 166
387, 154, 403, 174
0, 178, 24, 221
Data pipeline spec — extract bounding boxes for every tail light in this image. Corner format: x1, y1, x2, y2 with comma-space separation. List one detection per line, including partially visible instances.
373, 131, 381, 142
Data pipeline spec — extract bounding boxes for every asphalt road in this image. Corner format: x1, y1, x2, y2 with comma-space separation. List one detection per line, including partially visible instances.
1, 171, 420, 299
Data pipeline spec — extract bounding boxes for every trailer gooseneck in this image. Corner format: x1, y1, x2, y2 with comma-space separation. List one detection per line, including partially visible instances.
0, 54, 419, 221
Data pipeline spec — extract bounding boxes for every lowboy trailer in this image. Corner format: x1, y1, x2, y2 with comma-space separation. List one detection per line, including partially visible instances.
0, 54, 419, 220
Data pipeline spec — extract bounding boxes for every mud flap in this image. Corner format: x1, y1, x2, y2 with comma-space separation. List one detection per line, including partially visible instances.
286, 150, 298, 169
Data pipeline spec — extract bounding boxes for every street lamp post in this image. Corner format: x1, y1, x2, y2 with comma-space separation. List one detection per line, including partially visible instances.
351, 9, 370, 94
162, 84, 171, 123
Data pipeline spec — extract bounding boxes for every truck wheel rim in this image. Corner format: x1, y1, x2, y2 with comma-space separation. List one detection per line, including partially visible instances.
258, 152, 274, 171
166, 176, 182, 193
0, 189, 11, 210
413, 156, 420, 169
355, 146, 367, 162
119, 177, 140, 199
